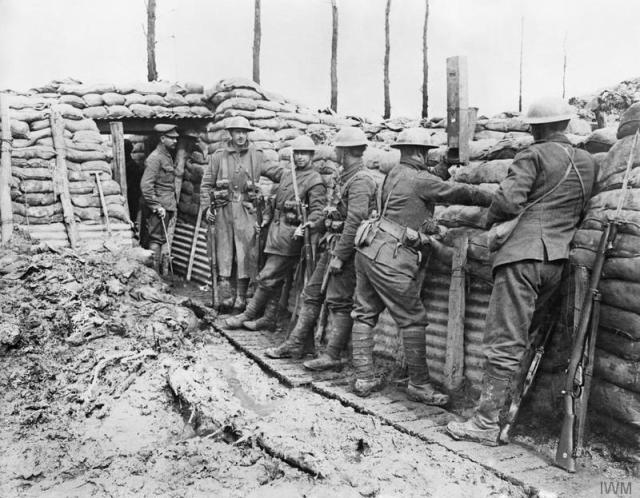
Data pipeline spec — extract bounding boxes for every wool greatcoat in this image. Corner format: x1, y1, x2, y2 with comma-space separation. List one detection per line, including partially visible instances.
482, 133, 597, 381
200, 143, 281, 279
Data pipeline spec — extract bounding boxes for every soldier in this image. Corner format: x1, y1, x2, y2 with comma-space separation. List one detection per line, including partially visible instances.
350, 128, 494, 399
223, 135, 326, 330
140, 124, 179, 273
447, 98, 597, 446
264, 127, 377, 370
200, 117, 274, 313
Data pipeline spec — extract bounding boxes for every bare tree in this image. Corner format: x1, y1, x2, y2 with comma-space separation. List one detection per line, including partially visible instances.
253, 0, 261, 84
330, 0, 338, 112
421, 0, 429, 118
383, 0, 392, 119
518, 14, 524, 112
146, 0, 158, 81
562, 31, 568, 99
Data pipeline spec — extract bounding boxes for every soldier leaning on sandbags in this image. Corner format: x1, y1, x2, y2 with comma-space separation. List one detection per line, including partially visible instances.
350, 128, 493, 399
140, 124, 180, 273
264, 127, 378, 369
447, 98, 598, 446
222, 135, 326, 330
200, 116, 281, 313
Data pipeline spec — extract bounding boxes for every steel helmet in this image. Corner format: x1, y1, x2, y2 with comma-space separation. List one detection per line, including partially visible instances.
390, 127, 438, 149
290, 135, 316, 152
523, 97, 574, 124
617, 103, 640, 139
224, 116, 255, 131
333, 126, 368, 147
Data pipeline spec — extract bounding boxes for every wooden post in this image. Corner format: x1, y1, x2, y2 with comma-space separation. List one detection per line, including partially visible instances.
444, 235, 468, 390
0, 94, 13, 243
109, 121, 129, 216
330, 0, 339, 112
446, 56, 471, 165
252, 0, 261, 84
50, 108, 79, 249
383, 0, 392, 119
421, 0, 430, 118
146, 0, 158, 81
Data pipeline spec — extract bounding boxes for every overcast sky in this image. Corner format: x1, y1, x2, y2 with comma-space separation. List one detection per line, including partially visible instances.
1, 0, 639, 120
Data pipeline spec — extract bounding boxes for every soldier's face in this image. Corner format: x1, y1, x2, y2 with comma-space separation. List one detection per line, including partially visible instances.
161, 134, 178, 151
230, 129, 249, 147
293, 151, 313, 169
334, 147, 345, 164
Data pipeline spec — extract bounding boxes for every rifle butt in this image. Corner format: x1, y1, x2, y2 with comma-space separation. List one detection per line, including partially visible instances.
555, 396, 577, 472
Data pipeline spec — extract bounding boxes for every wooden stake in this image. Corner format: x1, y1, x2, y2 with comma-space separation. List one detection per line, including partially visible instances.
421, 0, 430, 118
253, 0, 261, 84
330, 0, 339, 112
146, 0, 158, 81
0, 94, 13, 243
444, 235, 468, 390
90, 171, 112, 236
50, 108, 79, 249
519, 15, 524, 112
109, 121, 129, 216
446, 56, 471, 165
383, 0, 392, 120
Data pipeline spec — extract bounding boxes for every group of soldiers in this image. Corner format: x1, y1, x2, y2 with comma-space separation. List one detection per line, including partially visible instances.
141, 96, 597, 448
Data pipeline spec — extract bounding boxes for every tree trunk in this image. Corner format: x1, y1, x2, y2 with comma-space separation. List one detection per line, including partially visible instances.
253, 0, 261, 84
330, 0, 338, 112
421, 0, 429, 118
383, 0, 391, 119
147, 0, 158, 81
518, 15, 524, 112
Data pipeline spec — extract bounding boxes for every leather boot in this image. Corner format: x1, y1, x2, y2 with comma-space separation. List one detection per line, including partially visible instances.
233, 278, 249, 314
265, 302, 320, 359
402, 326, 449, 406
218, 277, 235, 312
244, 295, 279, 332
222, 286, 270, 329
351, 322, 382, 397
303, 312, 352, 371
150, 243, 162, 274
446, 374, 510, 446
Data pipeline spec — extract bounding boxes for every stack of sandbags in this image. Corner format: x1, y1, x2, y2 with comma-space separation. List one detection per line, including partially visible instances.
204, 77, 358, 155
126, 135, 146, 166
569, 115, 640, 449
4, 95, 129, 225
178, 144, 208, 220
48, 81, 213, 121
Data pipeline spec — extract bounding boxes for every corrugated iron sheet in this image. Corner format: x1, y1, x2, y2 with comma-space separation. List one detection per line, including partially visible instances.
171, 218, 211, 285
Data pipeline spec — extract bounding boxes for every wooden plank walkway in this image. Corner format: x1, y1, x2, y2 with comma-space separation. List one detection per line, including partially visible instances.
215, 322, 608, 497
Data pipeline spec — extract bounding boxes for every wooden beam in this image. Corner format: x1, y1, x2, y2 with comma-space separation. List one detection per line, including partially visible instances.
0, 94, 13, 243
109, 121, 129, 217
50, 108, 80, 249
446, 56, 472, 165
444, 235, 468, 390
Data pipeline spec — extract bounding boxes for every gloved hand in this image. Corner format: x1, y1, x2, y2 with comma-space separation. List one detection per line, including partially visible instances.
206, 207, 216, 223
328, 256, 344, 274
154, 206, 166, 219
293, 222, 310, 239
254, 218, 268, 234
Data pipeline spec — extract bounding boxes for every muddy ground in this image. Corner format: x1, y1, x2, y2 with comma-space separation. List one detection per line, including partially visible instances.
0, 236, 636, 497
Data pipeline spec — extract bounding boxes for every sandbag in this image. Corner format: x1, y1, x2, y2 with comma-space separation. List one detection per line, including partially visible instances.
183, 82, 204, 94
3, 120, 30, 139
571, 249, 640, 282
249, 117, 286, 131
11, 167, 52, 180
212, 77, 262, 95
588, 188, 640, 212
74, 204, 129, 223
600, 280, 640, 318
30, 119, 50, 131
71, 193, 123, 208
253, 141, 274, 150
106, 106, 134, 119
101, 93, 126, 106
19, 179, 53, 193
597, 327, 640, 362
81, 160, 112, 174
83, 94, 104, 107
581, 212, 640, 236
278, 112, 320, 125
58, 83, 115, 96
594, 347, 640, 393
485, 117, 529, 133
599, 304, 640, 340
66, 148, 111, 162
474, 130, 506, 141
124, 93, 146, 106
216, 97, 258, 114
11, 192, 56, 206
439, 226, 491, 262
59, 95, 86, 109
67, 170, 91, 182
65, 119, 99, 134
133, 81, 171, 95
210, 88, 264, 105
469, 139, 500, 161
184, 93, 206, 106
451, 159, 511, 184
584, 127, 617, 154
13, 213, 63, 225
12, 146, 56, 160
129, 104, 155, 118
12, 109, 49, 122
285, 120, 308, 130
248, 129, 277, 142
275, 128, 303, 141
72, 129, 104, 144
189, 106, 213, 117
571, 228, 640, 258
144, 94, 168, 106
68, 181, 95, 195
591, 378, 640, 430
12, 202, 62, 218
36, 137, 54, 147
597, 135, 640, 187
99, 180, 122, 196
435, 205, 488, 229
485, 135, 534, 160
83, 106, 108, 120
56, 104, 84, 120
166, 93, 189, 107
223, 108, 276, 120
363, 147, 399, 171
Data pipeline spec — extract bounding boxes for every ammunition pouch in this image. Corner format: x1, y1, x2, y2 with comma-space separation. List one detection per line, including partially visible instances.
213, 179, 230, 207
283, 200, 301, 226
325, 218, 345, 233
323, 205, 341, 220
354, 217, 379, 248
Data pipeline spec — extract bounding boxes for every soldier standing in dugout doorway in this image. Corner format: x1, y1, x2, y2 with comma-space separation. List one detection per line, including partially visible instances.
200, 116, 279, 313
222, 135, 326, 330
447, 98, 597, 446
265, 127, 378, 371
140, 124, 179, 273
350, 128, 494, 399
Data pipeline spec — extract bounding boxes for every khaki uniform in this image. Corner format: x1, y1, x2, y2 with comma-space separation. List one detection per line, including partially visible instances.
200, 144, 281, 279
140, 143, 176, 245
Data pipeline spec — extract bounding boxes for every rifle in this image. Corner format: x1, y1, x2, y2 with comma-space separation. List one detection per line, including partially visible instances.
499, 316, 555, 443
290, 153, 315, 280
248, 171, 266, 269
207, 204, 219, 310
555, 129, 639, 472
314, 237, 337, 350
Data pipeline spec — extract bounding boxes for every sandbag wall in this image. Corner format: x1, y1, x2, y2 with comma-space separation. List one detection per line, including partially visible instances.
1, 94, 132, 247
569, 133, 640, 448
